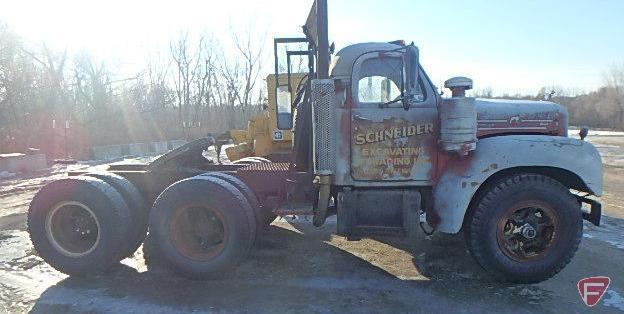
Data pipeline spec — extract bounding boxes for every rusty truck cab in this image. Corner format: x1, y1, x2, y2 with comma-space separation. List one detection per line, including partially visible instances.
329, 42, 440, 186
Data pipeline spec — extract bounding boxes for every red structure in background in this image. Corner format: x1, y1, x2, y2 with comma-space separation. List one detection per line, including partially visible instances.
1, 112, 91, 161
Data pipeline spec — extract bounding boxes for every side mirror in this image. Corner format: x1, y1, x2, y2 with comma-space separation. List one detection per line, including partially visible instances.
579, 126, 589, 141
403, 44, 419, 111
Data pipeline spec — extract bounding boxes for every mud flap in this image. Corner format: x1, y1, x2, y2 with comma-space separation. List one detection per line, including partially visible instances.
578, 196, 601, 226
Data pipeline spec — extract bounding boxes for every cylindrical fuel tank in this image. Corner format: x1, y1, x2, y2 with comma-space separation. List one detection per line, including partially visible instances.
439, 96, 477, 156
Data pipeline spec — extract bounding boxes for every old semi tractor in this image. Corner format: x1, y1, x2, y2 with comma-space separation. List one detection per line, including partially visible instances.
27, 0, 602, 283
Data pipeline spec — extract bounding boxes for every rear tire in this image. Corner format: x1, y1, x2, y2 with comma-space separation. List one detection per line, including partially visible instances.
146, 176, 256, 279
28, 177, 132, 275
142, 232, 168, 274
83, 172, 148, 258
465, 174, 582, 283
202, 172, 275, 232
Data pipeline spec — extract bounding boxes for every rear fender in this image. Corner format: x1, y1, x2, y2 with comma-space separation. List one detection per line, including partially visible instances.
433, 135, 603, 234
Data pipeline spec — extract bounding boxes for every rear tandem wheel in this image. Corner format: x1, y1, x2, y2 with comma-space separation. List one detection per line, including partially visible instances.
83, 172, 148, 258
144, 175, 256, 279
27, 177, 132, 275
202, 172, 276, 230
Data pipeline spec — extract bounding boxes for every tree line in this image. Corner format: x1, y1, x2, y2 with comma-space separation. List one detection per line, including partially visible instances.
0, 22, 265, 159
471, 65, 624, 130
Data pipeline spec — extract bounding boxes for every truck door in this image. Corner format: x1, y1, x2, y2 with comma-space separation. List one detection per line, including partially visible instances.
350, 52, 438, 182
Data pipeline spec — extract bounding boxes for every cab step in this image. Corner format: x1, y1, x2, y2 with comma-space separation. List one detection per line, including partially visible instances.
273, 203, 314, 216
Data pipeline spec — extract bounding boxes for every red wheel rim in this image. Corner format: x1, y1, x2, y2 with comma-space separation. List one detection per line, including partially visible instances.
169, 204, 228, 261
496, 200, 560, 262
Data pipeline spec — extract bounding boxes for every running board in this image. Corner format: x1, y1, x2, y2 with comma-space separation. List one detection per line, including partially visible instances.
273, 203, 314, 216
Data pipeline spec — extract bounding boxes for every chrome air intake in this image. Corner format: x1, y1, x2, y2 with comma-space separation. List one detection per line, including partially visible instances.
311, 79, 336, 175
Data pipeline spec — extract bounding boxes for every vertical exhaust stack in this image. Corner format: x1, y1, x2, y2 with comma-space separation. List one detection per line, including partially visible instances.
304, 0, 333, 227
303, 0, 329, 79
440, 77, 477, 156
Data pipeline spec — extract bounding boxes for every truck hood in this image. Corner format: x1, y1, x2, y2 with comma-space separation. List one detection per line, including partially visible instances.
475, 98, 568, 137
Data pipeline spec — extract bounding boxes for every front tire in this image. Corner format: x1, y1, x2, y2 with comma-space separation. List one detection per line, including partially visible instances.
465, 174, 582, 283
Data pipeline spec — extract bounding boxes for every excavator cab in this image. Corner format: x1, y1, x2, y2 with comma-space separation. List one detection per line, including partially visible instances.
222, 35, 315, 163
272, 38, 314, 130
224, 73, 307, 162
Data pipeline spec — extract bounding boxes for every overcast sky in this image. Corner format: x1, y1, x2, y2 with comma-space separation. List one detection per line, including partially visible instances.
1, 0, 622, 95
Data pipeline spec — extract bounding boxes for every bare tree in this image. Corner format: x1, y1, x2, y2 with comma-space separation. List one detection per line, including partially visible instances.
606, 65, 624, 128
73, 52, 111, 114
22, 44, 69, 111
471, 87, 493, 98
170, 33, 220, 138
0, 24, 37, 150
170, 32, 193, 131
231, 30, 264, 107
213, 27, 265, 129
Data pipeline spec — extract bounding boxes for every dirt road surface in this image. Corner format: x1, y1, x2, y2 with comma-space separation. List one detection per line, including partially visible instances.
1, 136, 623, 313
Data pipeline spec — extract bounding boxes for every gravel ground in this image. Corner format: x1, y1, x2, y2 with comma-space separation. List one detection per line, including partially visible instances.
0, 138, 623, 313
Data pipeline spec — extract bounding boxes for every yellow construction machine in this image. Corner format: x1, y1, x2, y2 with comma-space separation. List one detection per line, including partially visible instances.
222, 73, 307, 162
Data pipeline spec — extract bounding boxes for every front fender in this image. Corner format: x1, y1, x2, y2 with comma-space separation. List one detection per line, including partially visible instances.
433, 135, 603, 234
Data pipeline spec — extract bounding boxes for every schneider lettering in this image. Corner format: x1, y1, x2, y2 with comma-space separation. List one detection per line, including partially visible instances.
355, 123, 434, 145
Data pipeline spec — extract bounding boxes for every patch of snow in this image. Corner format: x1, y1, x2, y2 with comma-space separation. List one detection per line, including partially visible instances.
0, 171, 16, 179
583, 216, 624, 250
594, 145, 624, 168
603, 289, 624, 311
570, 128, 624, 137
569, 128, 624, 167
109, 156, 157, 165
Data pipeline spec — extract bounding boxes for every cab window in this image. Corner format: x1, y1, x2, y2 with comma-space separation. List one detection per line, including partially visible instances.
275, 85, 293, 129
357, 57, 403, 104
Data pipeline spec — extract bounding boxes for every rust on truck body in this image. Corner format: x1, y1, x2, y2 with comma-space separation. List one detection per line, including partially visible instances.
474, 98, 568, 138
350, 115, 435, 181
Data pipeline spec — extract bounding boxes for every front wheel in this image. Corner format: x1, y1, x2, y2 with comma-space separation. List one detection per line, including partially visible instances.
465, 174, 582, 283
